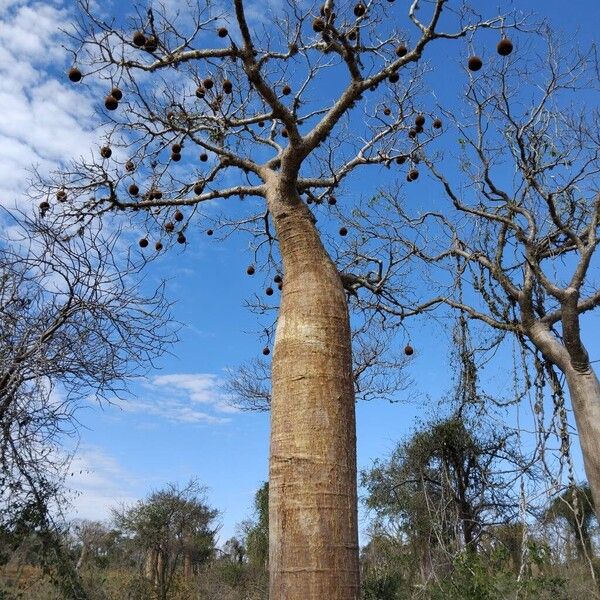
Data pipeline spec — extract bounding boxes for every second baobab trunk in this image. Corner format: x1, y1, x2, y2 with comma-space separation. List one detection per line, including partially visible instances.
267, 178, 360, 600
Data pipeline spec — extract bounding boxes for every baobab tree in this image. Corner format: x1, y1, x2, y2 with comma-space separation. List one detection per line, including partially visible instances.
345, 32, 600, 523
49, 1, 510, 596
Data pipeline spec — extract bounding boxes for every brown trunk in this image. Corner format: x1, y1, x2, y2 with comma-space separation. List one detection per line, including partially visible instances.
266, 176, 360, 599
564, 368, 600, 524
145, 547, 157, 580
183, 550, 192, 579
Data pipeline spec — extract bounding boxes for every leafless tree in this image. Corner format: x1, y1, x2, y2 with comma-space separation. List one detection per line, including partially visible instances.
344, 30, 600, 523
0, 208, 174, 535
46, 1, 514, 596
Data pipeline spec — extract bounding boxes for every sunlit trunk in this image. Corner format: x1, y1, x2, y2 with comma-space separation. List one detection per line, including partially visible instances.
564, 368, 600, 525
266, 177, 360, 599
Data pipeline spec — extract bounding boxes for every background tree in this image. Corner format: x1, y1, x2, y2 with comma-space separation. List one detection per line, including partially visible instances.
346, 30, 600, 524
112, 479, 218, 600
0, 209, 173, 597
52, 2, 510, 595
242, 482, 268, 572
545, 484, 596, 563
361, 414, 521, 582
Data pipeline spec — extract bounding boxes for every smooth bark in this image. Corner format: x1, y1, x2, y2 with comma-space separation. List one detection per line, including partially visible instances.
267, 176, 360, 600
527, 322, 600, 524
564, 368, 600, 524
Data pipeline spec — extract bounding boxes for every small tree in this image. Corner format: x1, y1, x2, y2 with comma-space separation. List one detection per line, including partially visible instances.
362, 414, 519, 580
112, 479, 218, 600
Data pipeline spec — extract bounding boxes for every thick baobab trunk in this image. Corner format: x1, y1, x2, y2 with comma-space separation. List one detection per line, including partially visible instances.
564, 368, 600, 524
266, 176, 360, 600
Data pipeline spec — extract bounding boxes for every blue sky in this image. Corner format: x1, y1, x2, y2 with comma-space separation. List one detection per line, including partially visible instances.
1, 0, 599, 544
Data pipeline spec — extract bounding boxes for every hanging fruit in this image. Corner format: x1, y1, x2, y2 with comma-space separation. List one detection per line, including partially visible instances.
468, 56, 483, 71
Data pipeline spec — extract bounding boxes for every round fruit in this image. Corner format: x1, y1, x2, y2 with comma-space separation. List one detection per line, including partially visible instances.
262, 347, 270, 356
104, 95, 118, 111
68, 67, 82, 82
388, 72, 399, 83
348, 30, 357, 41
408, 129, 417, 139
396, 155, 406, 164
246, 265, 255, 275
409, 169, 419, 180
155, 241, 163, 251
274, 274, 282, 284
171, 153, 181, 162
111, 87, 123, 101
497, 37, 513, 56
468, 55, 483, 71
174, 210, 184, 222
281, 128, 288, 138
56, 190, 67, 202
100, 146, 112, 158
177, 232, 186, 244
383, 107, 391, 116
218, 27, 228, 38
223, 80, 233, 94
195, 86, 205, 98
153, 190, 163, 200
258, 121, 265, 128
207, 229, 213, 236
172, 143, 182, 154
165, 222, 175, 232
266, 287, 274, 296
139, 238, 149, 248
395, 44, 407, 57
433, 118, 443, 129
200, 153, 208, 162
125, 160, 135, 171
339, 226, 348, 236
194, 183, 204, 195
278, 283, 283, 291
39, 201, 50, 211
203, 78, 214, 89
133, 31, 146, 47
404, 344, 414, 356
129, 184, 139, 196
354, 2, 366, 17
328, 195, 337, 205
313, 18, 325, 32
415, 125, 423, 134
145, 36, 158, 52
282, 85, 292, 96
415, 114, 425, 127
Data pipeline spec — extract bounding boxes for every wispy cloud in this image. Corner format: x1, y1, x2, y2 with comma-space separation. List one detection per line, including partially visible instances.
114, 373, 238, 425
0, 1, 99, 205
66, 446, 139, 521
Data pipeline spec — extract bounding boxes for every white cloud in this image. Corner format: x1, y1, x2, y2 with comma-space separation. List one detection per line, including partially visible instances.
0, 1, 99, 206
112, 372, 238, 425
66, 446, 139, 522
